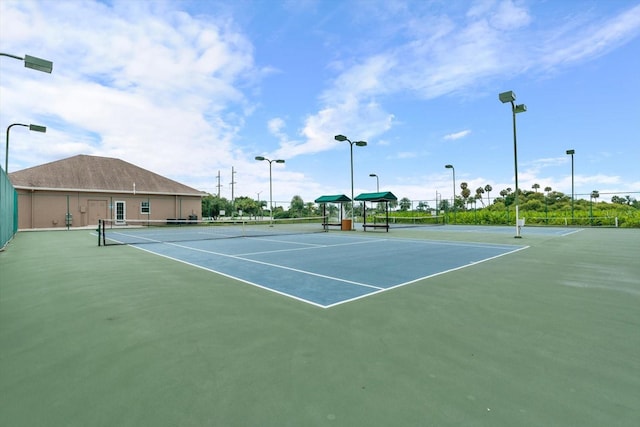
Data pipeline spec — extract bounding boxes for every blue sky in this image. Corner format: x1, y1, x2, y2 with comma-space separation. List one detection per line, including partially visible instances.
2, 0, 639, 206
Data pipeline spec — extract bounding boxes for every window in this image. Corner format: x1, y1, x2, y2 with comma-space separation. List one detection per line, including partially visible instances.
140, 201, 150, 214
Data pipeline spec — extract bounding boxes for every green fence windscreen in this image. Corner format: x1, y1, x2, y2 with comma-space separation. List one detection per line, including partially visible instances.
1, 167, 18, 249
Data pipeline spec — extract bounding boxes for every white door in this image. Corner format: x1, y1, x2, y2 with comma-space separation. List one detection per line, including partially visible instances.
115, 201, 125, 223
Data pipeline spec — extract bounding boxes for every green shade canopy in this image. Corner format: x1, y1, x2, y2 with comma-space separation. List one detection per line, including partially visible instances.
314, 194, 352, 203
354, 191, 397, 202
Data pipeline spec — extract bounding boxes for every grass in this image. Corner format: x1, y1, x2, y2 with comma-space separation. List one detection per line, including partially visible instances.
1, 227, 639, 426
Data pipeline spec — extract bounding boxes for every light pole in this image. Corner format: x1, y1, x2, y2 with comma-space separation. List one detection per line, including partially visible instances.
566, 149, 575, 224
335, 134, 367, 230
1, 52, 53, 73
256, 191, 263, 218
499, 91, 527, 238
5, 123, 47, 172
255, 156, 285, 220
445, 164, 456, 223
369, 173, 379, 192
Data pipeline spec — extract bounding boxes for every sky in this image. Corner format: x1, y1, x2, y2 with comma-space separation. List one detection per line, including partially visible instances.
1, 0, 639, 207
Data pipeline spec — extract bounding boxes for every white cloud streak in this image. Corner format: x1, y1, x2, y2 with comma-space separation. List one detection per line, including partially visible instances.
444, 130, 472, 140
287, 1, 640, 160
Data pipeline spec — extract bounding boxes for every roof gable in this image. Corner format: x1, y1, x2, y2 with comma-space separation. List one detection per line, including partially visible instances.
9, 155, 202, 195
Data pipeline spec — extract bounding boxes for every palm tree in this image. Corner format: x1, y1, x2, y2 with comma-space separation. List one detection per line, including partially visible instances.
290, 195, 305, 216
305, 202, 316, 216
475, 187, 485, 207
484, 184, 492, 206
532, 183, 540, 192
460, 182, 470, 209
543, 186, 552, 223
399, 197, 411, 211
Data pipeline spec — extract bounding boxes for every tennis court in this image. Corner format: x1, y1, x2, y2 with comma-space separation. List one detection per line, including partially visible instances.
115, 231, 527, 308
2, 226, 639, 426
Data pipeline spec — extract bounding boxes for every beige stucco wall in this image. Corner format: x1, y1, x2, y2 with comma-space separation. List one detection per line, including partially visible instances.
16, 189, 202, 229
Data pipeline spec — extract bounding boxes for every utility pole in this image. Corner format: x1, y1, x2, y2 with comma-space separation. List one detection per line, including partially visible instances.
216, 170, 222, 198
230, 166, 237, 214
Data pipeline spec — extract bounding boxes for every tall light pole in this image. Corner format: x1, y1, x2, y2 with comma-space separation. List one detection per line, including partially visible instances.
335, 134, 367, 230
1, 53, 53, 73
499, 91, 527, 238
5, 123, 47, 172
566, 149, 575, 224
369, 173, 379, 192
445, 164, 456, 223
255, 156, 285, 219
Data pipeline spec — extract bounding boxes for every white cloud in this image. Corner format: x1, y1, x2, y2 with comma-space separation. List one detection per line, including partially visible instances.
489, 0, 531, 31
2, 0, 638, 202
282, 1, 640, 167
1, 0, 259, 179
268, 117, 287, 139
444, 130, 472, 140
539, 4, 640, 69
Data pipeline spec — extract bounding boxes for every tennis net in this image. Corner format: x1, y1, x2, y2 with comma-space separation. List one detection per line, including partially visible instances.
373, 215, 445, 227
98, 216, 328, 246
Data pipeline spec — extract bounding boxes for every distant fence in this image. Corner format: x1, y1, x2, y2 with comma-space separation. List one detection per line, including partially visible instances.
1, 168, 18, 250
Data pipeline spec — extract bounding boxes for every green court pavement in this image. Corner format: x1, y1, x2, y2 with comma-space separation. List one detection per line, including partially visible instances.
1, 228, 639, 426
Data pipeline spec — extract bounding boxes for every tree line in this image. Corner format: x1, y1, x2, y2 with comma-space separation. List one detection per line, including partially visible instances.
202, 186, 640, 227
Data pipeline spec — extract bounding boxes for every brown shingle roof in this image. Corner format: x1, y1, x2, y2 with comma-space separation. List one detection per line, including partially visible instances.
9, 155, 202, 196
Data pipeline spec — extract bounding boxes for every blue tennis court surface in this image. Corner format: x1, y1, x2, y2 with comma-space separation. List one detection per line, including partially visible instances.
400, 224, 582, 236
130, 233, 528, 308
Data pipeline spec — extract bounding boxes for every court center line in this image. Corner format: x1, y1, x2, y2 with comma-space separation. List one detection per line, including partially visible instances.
166, 242, 385, 291
235, 238, 389, 256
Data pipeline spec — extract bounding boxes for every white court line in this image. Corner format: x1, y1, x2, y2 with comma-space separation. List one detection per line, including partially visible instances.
323, 245, 531, 308
167, 242, 384, 291
109, 231, 162, 244
560, 228, 584, 236
124, 235, 530, 309
129, 244, 330, 309
236, 238, 389, 256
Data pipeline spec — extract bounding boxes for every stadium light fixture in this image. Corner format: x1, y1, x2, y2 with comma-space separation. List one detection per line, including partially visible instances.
499, 90, 527, 238
1, 52, 53, 73
5, 123, 47, 172
566, 149, 575, 223
255, 156, 285, 219
369, 173, 379, 192
445, 164, 456, 223
335, 134, 367, 230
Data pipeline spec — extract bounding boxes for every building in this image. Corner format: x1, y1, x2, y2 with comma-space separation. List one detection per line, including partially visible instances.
9, 155, 203, 229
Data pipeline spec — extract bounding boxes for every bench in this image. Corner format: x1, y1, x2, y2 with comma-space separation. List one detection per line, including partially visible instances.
322, 222, 342, 230
166, 218, 187, 225
362, 223, 389, 232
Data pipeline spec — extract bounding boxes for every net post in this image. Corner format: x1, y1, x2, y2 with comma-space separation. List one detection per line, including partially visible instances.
97, 219, 102, 246
100, 219, 106, 246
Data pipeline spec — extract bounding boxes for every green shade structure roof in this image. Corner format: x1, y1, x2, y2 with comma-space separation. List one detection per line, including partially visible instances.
354, 191, 397, 202
314, 194, 352, 203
